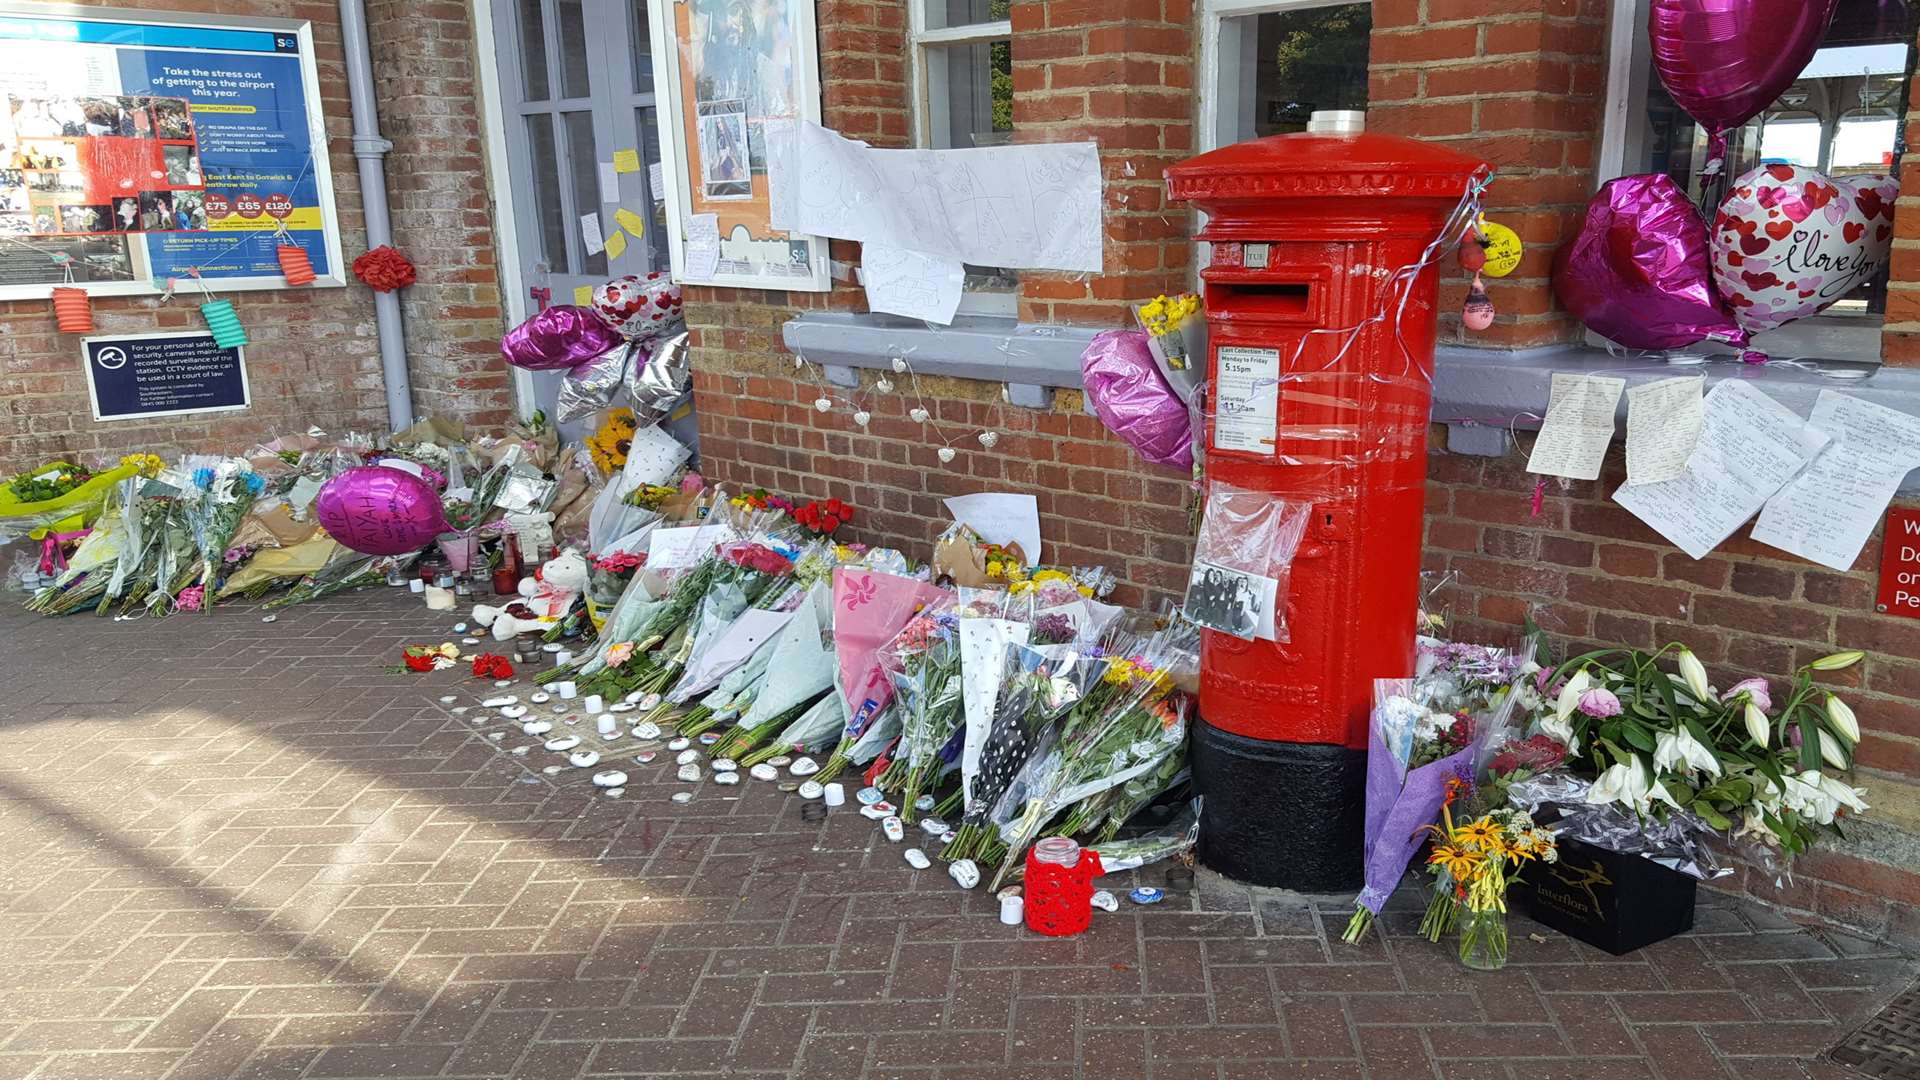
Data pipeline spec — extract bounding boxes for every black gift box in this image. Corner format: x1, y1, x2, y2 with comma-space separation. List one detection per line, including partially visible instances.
1518, 835, 1696, 955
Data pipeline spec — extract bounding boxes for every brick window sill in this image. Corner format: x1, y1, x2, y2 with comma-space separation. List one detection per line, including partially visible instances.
784, 313, 1920, 489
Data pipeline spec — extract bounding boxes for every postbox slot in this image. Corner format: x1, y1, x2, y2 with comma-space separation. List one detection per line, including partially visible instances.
1203, 277, 1323, 325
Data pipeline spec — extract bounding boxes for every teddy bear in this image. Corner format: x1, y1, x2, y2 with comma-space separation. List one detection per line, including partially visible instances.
471, 547, 590, 640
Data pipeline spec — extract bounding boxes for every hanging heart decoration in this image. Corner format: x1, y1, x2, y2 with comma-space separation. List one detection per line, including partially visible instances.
1708, 164, 1898, 335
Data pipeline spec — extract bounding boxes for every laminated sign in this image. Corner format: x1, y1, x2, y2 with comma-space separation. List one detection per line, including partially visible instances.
1213, 346, 1279, 455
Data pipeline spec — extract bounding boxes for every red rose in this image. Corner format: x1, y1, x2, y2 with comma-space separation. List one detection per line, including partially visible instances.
404, 653, 434, 673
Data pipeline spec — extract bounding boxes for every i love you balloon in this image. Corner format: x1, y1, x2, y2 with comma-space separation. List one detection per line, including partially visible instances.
314, 466, 449, 556
1709, 164, 1898, 334
591, 272, 685, 342
1552, 173, 1745, 351
1649, 0, 1840, 140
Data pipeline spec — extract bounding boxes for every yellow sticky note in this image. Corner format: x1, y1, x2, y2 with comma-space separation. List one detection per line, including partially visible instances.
612, 148, 641, 173
604, 230, 628, 259
572, 285, 593, 305
614, 207, 647, 238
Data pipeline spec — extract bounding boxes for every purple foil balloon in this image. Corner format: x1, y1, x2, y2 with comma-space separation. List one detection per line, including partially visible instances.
314, 466, 449, 556
1081, 329, 1193, 469
500, 305, 626, 371
1649, 0, 1839, 138
1553, 173, 1747, 351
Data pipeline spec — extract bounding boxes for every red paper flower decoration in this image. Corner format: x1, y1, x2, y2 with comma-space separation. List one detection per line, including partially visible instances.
471, 653, 515, 679
353, 245, 416, 292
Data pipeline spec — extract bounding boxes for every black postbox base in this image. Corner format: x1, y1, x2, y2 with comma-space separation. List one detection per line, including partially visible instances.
1191, 717, 1365, 892
1518, 836, 1697, 955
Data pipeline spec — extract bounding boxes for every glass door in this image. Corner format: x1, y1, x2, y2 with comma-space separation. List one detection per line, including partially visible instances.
492, 0, 669, 422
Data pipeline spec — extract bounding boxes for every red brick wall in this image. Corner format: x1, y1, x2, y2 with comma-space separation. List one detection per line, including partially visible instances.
367, 0, 513, 427
681, 0, 1920, 944
1367, 0, 1611, 350
1424, 429, 1920, 943
0, 0, 510, 474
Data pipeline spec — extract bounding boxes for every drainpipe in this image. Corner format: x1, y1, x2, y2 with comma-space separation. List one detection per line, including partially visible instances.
336, 0, 413, 430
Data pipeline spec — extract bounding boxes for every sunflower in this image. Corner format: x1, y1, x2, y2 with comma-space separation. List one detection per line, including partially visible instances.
1453, 816, 1501, 852
587, 408, 638, 475
1427, 844, 1482, 881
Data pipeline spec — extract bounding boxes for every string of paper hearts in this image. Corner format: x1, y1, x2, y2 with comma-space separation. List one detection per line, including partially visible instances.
788, 351, 1005, 465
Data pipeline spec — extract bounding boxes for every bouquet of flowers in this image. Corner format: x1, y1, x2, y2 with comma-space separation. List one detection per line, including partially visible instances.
945, 640, 1111, 864
1420, 797, 1558, 968
1342, 639, 1532, 945
985, 640, 1190, 890
1541, 645, 1869, 859
176, 457, 266, 612
812, 568, 950, 783
878, 601, 965, 822
713, 583, 837, 759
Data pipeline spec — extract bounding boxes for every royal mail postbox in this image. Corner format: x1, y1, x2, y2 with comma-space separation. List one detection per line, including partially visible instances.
1165, 112, 1490, 891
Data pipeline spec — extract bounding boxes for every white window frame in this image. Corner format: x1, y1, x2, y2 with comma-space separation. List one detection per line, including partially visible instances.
1196, 0, 1371, 288
908, 2, 1018, 318
1596, 0, 1896, 363
1198, 0, 1370, 155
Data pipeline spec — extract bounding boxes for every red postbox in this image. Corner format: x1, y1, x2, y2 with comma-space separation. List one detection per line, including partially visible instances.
1165, 113, 1489, 891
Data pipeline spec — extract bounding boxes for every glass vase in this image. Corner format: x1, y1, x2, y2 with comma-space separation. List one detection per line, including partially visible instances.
1457, 906, 1509, 971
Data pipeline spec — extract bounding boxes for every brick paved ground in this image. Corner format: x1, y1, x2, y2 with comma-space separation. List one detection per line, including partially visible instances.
0, 589, 1913, 1080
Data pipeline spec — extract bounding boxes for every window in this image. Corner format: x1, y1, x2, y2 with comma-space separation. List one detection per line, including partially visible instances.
1201, 0, 1372, 152
1605, 0, 1914, 356
911, 0, 1017, 317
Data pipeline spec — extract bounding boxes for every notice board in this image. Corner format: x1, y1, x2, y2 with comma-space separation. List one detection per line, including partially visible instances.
83, 330, 249, 421
0, 4, 343, 299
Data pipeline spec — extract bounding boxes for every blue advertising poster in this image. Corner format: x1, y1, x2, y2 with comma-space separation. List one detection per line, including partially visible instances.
83, 331, 250, 421
0, 9, 340, 296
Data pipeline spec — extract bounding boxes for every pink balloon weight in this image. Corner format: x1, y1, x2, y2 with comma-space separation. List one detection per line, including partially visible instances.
1710, 164, 1898, 335
501, 305, 625, 371
315, 466, 450, 556
1649, 0, 1840, 138
1553, 173, 1747, 351
1081, 329, 1193, 470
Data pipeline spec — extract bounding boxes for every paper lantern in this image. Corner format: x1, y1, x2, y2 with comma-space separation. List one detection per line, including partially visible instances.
200, 299, 248, 349
51, 287, 92, 333
277, 244, 316, 286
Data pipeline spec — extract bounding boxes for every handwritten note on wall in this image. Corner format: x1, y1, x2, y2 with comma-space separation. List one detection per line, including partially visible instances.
1527, 373, 1626, 481
1623, 376, 1704, 486
1612, 380, 1829, 560
1751, 391, 1920, 571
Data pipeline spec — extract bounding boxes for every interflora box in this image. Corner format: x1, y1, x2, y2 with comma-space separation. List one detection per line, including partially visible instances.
1519, 835, 1697, 956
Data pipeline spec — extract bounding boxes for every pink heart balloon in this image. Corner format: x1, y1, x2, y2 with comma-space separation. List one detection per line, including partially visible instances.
1552, 173, 1746, 351
1649, 0, 1840, 137
314, 466, 449, 557
1708, 164, 1897, 335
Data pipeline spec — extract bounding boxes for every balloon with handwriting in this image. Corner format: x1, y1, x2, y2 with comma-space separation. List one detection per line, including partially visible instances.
1709, 164, 1897, 335
315, 466, 449, 556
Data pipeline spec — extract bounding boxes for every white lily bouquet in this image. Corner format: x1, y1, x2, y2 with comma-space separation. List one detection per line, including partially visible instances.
1539, 644, 1869, 861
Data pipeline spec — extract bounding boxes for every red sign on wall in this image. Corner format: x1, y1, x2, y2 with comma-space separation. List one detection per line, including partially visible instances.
1876, 508, 1920, 617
